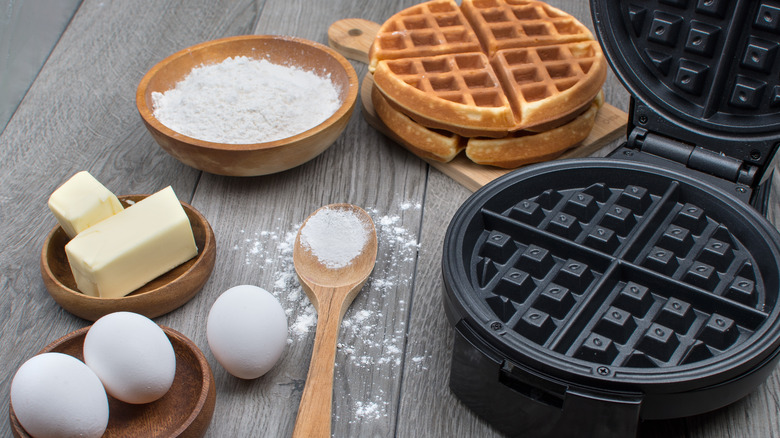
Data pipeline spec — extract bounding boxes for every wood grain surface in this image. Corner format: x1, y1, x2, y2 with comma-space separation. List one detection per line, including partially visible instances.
0, 1, 778, 437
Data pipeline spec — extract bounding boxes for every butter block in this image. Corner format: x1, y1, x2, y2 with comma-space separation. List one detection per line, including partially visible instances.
64, 186, 198, 298
48, 171, 124, 239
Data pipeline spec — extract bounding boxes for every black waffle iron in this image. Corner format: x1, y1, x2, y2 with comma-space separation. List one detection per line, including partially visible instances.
441, 1, 780, 436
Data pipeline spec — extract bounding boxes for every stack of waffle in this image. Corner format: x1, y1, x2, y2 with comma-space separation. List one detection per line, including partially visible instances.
369, 0, 607, 168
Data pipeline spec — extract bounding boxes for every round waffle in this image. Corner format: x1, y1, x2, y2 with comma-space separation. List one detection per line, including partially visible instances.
370, 0, 607, 137
373, 82, 602, 168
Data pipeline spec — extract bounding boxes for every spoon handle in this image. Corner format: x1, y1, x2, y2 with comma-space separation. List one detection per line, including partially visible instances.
292, 286, 346, 438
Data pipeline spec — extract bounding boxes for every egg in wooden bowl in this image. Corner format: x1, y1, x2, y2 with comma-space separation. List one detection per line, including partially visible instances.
9, 324, 216, 438
136, 35, 359, 176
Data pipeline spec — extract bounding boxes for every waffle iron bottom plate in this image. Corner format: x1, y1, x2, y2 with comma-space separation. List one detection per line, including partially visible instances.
442, 157, 780, 437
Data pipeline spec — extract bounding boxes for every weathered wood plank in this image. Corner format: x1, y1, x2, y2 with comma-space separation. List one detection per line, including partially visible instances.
3, 0, 780, 437
0, 0, 83, 131
0, 0, 264, 436
163, 1, 430, 437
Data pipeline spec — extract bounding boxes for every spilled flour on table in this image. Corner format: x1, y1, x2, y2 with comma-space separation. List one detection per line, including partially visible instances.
231, 202, 422, 423
354, 400, 388, 421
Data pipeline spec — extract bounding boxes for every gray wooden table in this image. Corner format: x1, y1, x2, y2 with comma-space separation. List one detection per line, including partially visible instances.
1, 1, 779, 437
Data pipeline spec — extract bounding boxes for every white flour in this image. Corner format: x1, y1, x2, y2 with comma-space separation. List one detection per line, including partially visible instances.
151, 56, 341, 144
231, 203, 422, 423
231, 206, 420, 344
300, 206, 370, 269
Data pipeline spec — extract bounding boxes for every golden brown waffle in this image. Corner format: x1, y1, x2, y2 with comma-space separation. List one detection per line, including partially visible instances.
491, 40, 606, 128
368, 0, 482, 72
373, 52, 516, 138
461, 0, 594, 56
466, 92, 603, 167
373, 81, 603, 167
370, 0, 606, 135
372, 85, 465, 162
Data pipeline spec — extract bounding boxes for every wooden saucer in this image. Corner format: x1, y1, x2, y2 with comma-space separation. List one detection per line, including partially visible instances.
40, 195, 217, 321
9, 325, 216, 438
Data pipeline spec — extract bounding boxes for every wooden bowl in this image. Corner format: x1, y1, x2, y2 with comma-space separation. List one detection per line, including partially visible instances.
9, 325, 216, 438
40, 195, 217, 321
136, 35, 359, 176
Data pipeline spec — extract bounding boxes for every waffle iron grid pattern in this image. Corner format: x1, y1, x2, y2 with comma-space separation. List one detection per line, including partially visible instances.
470, 181, 767, 370
624, 0, 780, 120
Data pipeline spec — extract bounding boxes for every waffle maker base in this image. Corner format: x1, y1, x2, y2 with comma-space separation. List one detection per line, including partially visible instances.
442, 0, 780, 435
442, 0, 780, 432
442, 155, 780, 437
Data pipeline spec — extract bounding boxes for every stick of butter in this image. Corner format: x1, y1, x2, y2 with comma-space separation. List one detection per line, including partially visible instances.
48, 171, 124, 239
64, 186, 198, 298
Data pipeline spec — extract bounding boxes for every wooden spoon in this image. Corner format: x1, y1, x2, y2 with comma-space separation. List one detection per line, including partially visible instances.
291, 204, 378, 438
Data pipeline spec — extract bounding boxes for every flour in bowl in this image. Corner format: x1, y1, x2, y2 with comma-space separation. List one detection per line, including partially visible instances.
151, 56, 341, 144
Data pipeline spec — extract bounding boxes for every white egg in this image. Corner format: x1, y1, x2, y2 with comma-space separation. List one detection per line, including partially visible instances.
83, 312, 176, 404
11, 352, 109, 438
207, 285, 288, 379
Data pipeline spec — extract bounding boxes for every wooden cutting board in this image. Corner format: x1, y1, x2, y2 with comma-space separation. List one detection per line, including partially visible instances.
328, 19, 628, 192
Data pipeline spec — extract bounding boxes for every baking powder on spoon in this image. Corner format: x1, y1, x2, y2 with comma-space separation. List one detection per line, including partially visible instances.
299, 206, 370, 269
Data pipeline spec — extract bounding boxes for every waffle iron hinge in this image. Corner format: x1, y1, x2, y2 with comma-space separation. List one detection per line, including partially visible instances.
627, 128, 758, 187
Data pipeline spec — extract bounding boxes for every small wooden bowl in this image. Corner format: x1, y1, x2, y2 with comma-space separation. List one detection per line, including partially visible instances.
136, 35, 359, 176
9, 325, 216, 438
40, 195, 217, 321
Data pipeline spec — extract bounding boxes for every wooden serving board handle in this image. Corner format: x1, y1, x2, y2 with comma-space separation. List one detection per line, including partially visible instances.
327, 19, 380, 65
327, 19, 629, 191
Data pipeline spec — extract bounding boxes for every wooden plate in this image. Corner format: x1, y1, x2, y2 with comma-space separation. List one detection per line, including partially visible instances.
9, 325, 216, 438
40, 195, 217, 321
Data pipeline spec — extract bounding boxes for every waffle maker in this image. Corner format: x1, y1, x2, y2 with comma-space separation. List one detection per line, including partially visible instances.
441, 1, 780, 437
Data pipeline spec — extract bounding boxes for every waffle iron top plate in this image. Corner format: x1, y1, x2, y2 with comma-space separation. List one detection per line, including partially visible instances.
592, 0, 780, 166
